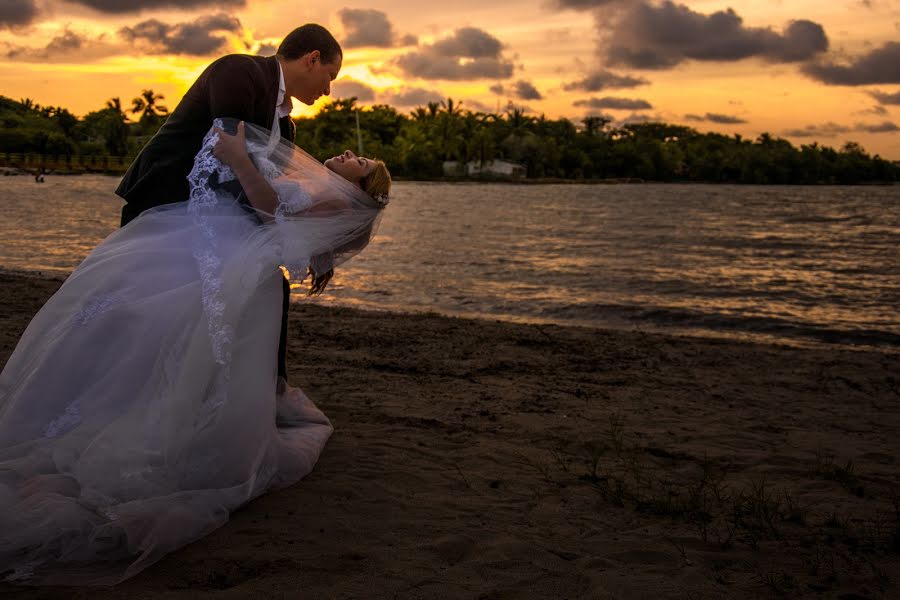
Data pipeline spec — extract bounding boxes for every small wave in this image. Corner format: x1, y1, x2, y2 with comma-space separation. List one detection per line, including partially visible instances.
632, 306, 900, 347
783, 214, 872, 225
532, 302, 900, 348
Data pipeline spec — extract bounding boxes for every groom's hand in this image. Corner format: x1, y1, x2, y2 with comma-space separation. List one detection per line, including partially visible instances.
211, 121, 278, 217
213, 121, 250, 169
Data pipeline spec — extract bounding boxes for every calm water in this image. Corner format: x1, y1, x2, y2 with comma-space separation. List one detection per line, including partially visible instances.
1, 175, 898, 350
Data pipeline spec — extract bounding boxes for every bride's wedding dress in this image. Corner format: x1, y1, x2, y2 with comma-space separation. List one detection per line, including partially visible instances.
0, 121, 384, 585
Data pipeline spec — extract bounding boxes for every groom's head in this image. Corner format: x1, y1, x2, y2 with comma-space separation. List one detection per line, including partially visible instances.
277, 24, 342, 106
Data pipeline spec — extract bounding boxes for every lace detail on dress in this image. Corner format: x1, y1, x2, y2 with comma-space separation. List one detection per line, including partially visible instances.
44, 400, 81, 438
185, 119, 237, 428
193, 248, 233, 364
254, 155, 281, 182
215, 160, 236, 184
272, 180, 313, 223
74, 294, 121, 325
187, 120, 234, 367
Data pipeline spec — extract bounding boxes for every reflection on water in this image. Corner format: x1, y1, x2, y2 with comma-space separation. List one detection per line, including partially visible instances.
1, 175, 898, 350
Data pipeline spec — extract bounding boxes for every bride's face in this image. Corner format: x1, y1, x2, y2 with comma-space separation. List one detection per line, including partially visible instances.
325, 150, 376, 186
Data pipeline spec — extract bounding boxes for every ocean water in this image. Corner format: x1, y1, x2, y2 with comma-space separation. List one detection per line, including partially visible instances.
1, 175, 898, 350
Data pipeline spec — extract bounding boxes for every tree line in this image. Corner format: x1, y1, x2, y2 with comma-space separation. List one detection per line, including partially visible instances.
1, 91, 167, 159
2, 93, 897, 184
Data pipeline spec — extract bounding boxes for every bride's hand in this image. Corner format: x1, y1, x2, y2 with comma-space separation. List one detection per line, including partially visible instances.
212, 121, 250, 168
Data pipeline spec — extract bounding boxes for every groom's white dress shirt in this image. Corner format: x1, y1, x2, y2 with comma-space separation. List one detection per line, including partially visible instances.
275, 62, 292, 122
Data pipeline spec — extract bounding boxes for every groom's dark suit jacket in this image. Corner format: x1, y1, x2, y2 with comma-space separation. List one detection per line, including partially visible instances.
116, 54, 295, 224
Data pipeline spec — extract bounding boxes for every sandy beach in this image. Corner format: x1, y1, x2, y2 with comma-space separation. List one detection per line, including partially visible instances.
1, 269, 898, 599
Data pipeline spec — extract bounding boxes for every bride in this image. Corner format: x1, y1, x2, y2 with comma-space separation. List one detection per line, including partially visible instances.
0, 119, 391, 585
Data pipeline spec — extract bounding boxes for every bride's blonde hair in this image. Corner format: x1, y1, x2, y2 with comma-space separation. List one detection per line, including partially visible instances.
360, 160, 391, 203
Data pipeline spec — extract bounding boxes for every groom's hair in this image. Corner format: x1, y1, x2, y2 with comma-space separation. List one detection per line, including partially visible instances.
277, 24, 342, 64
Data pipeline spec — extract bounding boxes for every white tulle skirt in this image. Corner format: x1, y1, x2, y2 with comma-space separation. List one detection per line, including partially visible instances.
0, 201, 332, 585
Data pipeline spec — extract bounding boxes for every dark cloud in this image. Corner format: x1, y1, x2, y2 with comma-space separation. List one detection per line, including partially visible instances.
515, 81, 542, 100
394, 27, 514, 80
713, 114, 743, 123
338, 8, 395, 48
47, 28, 84, 52
802, 42, 900, 85
513, 80, 544, 100
684, 112, 747, 124
573, 96, 652, 110
331, 78, 376, 102
5, 27, 117, 62
783, 122, 851, 137
603, 1, 828, 69
553, 0, 624, 8
617, 112, 660, 126
859, 105, 888, 116
782, 121, 899, 137
490, 80, 543, 100
119, 13, 242, 56
775, 20, 831, 61
430, 27, 503, 58
66, 0, 244, 13
868, 90, 900, 104
562, 70, 648, 91
856, 120, 899, 133
381, 86, 444, 107
395, 54, 514, 79
0, 0, 38, 29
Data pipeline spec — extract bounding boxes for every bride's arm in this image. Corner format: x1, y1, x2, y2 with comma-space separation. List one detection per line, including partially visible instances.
212, 121, 277, 218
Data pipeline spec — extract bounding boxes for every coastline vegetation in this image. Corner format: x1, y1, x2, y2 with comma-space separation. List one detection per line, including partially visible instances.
2, 93, 897, 184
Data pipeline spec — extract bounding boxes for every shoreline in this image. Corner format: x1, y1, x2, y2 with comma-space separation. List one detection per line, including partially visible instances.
1, 269, 898, 598
3, 169, 898, 186
4, 265, 897, 356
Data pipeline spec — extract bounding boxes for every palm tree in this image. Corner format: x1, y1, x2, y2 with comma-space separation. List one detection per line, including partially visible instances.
106, 97, 124, 114
468, 123, 495, 169
19, 98, 40, 113
410, 107, 429, 122
131, 89, 168, 122
440, 97, 462, 117
436, 97, 464, 161
505, 106, 533, 133
105, 97, 130, 125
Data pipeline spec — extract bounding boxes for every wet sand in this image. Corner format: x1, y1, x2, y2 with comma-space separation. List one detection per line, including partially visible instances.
1, 270, 898, 599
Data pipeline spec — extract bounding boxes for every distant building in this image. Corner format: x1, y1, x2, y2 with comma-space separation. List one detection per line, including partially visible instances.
442, 159, 526, 179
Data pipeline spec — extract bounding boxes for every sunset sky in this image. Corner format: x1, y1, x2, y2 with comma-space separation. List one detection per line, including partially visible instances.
2, 0, 899, 158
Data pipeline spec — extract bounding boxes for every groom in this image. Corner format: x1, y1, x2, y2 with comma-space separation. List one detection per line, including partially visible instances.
116, 23, 343, 386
